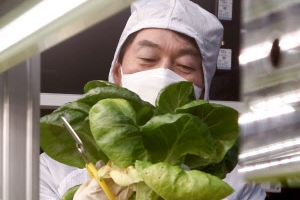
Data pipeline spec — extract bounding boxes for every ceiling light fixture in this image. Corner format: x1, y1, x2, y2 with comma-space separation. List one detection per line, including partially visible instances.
0, 0, 87, 53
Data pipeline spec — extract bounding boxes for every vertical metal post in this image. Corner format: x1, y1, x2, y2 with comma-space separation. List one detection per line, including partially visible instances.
0, 55, 40, 200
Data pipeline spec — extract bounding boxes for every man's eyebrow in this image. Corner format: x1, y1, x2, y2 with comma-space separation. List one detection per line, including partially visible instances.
137, 40, 161, 50
137, 39, 201, 57
178, 48, 201, 57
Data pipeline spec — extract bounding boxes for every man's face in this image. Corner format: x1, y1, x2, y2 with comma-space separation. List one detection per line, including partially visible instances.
113, 28, 204, 90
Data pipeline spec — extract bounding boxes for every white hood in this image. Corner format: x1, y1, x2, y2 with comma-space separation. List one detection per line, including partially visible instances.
108, 0, 223, 101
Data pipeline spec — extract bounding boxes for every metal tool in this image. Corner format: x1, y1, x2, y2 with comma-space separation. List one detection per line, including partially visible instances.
61, 116, 115, 200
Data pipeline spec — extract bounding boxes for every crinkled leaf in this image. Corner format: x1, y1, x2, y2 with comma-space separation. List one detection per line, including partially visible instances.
90, 99, 151, 168
136, 161, 234, 200
140, 113, 216, 165
202, 138, 239, 179
128, 192, 136, 200
40, 102, 106, 168
40, 81, 154, 168
84, 80, 118, 93
98, 161, 142, 187
61, 185, 80, 200
135, 182, 160, 200
176, 100, 239, 168
155, 81, 195, 114
79, 82, 154, 125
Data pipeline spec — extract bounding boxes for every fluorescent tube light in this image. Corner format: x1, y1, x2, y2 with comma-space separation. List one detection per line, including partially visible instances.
238, 105, 295, 124
239, 29, 300, 65
249, 89, 300, 112
239, 137, 300, 159
0, 0, 87, 53
238, 155, 300, 173
239, 42, 272, 65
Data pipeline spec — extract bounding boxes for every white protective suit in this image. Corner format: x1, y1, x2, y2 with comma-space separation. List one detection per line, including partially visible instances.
40, 0, 266, 199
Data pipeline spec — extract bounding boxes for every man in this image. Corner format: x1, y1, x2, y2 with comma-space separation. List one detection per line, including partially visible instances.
40, 0, 266, 199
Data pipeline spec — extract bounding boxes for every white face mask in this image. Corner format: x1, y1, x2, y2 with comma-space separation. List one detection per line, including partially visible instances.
121, 67, 202, 105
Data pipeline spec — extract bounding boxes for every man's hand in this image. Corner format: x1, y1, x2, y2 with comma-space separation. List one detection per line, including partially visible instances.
73, 178, 134, 200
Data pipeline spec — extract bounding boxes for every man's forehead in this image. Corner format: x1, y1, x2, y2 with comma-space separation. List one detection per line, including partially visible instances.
132, 28, 200, 53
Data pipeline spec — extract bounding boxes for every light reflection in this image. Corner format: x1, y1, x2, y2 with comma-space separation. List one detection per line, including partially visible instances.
280, 30, 300, 51
250, 90, 300, 111
239, 42, 272, 65
239, 137, 300, 159
239, 29, 300, 65
0, 0, 87, 53
239, 89, 300, 124
238, 105, 295, 124
238, 155, 300, 173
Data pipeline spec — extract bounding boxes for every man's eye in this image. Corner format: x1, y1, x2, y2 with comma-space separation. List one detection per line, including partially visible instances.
178, 65, 195, 72
140, 58, 156, 62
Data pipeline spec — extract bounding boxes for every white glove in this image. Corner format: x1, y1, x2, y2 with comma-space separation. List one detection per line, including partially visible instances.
73, 161, 134, 200
73, 178, 133, 200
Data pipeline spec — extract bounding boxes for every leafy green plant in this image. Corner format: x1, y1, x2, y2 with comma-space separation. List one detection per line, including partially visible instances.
62, 185, 81, 200
40, 80, 239, 200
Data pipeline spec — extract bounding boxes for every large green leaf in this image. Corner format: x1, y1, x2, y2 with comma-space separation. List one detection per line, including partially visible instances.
136, 161, 234, 200
135, 182, 160, 200
83, 80, 119, 93
90, 98, 151, 168
155, 81, 195, 114
79, 82, 154, 125
202, 138, 239, 179
40, 102, 106, 168
140, 113, 216, 165
40, 81, 154, 168
61, 185, 80, 200
176, 101, 239, 168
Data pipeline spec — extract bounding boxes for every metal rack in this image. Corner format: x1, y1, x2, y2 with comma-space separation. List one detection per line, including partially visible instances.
0, 1, 134, 199
0, 55, 40, 199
